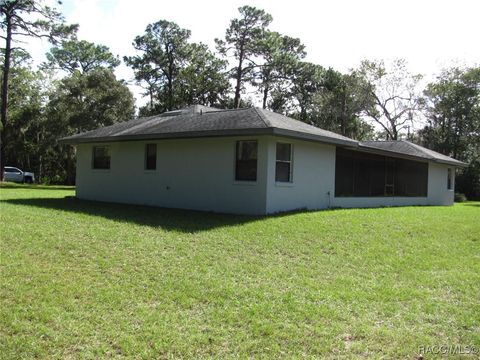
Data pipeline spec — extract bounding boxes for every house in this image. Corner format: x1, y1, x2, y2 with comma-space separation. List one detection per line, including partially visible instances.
60, 105, 465, 215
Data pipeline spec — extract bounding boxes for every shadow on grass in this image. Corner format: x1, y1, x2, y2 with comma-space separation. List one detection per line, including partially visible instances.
0, 183, 74, 191
2, 196, 262, 233
462, 202, 480, 207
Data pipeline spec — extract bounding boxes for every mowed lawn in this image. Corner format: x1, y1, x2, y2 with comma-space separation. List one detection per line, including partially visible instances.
0, 184, 479, 359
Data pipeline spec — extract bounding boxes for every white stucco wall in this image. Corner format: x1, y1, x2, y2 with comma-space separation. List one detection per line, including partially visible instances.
265, 136, 336, 213
76, 136, 269, 215
426, 162, 455, 205
75, 135, 456, 215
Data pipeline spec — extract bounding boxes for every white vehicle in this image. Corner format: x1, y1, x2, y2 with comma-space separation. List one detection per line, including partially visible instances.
3, 166, 35, 183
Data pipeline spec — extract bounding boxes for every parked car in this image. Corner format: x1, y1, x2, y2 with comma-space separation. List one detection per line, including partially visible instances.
3, 166, 35, 183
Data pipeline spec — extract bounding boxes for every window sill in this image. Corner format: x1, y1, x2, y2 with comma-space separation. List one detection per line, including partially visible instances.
144, 170, 157, 174
92, 169, 110, 173
233, 181, 257, 186
275, 182, 294, 187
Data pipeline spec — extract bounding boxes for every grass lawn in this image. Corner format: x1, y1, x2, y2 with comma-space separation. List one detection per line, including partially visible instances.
0, 183, 479, 359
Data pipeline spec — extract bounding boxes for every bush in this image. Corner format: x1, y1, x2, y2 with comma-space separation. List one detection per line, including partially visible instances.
454, 192, 467, 202
40, 173, 67, 185
456, 160, 480, 200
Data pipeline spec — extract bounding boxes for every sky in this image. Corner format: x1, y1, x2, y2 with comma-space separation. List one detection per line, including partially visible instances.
21, 0, 480, 107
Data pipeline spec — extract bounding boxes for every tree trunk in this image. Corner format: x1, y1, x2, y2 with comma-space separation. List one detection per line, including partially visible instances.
65, 146, 75, 185
233, 45, 244, 109
391, 128, 398, 140
149, 86, 154, 110
300, 105, 307, 121
1, 12, 12, 181
167, 73, 173, 111
166, 46, 174, 111
340, 92, 347, 136
262, 83, 269, 109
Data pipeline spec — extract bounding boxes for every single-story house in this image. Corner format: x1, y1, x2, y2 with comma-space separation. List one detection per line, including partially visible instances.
60, 105, 465, 215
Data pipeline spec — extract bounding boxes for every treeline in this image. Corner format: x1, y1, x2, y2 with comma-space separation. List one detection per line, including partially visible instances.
1, 3, 479, 198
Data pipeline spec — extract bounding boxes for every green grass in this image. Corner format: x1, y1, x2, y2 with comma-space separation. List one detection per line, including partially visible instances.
1, 183, 479, 359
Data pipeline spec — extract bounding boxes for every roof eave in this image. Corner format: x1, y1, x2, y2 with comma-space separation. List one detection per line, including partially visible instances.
432, 159, 468, 167
357, 144, 467, 167
271, 128, 358, 146
59, 128, 276, 145
60, 127, 358, 146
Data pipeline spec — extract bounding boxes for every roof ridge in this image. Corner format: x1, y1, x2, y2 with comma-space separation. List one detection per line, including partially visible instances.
140, 106, 251, 120
253, 107, 272, 128
115, 115, 170, 136
403, 140, 451, 158
200, 107, 250, 115
399, 141, 435, 160
361, 140, 399, 143
260, 108, 356, 142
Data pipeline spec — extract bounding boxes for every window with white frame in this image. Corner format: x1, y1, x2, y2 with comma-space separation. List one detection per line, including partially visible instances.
276, 142, 292, 182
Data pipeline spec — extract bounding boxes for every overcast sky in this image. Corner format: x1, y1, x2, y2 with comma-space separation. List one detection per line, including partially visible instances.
24, 0, 480, 106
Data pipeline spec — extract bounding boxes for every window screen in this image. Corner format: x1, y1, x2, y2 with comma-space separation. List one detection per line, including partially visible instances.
145, 144, 157, 170
335, 148, 428, 197
236, 140, 257, 181
92, 146, 110, 169
276, 143, 292, 182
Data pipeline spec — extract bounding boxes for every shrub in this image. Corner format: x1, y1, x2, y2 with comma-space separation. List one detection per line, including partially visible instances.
454, 192, 467, 202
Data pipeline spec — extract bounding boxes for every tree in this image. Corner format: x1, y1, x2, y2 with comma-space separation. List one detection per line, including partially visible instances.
177, 43, 230, 107
0, 50, 46, 177
126, 20, 230, 115
0, 0, 77, 180
420, 66, 480, 198
45, 39, 120, 73
215, 5, 272, 108
253, 31, 305, 109
309, 69, 374, 140
356, 59, 423, 140
125, 20, 191, 113
46, 68, 135, 183
288, 62, 325, 121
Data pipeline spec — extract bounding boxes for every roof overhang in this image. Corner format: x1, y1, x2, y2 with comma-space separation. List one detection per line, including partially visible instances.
351, 143, 467, 167
59, 127, 358, 147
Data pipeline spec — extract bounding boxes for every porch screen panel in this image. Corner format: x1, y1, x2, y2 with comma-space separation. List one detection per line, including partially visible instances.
335, 149, 355, 196
394, 158, 428, 196
335, 148, 427, 197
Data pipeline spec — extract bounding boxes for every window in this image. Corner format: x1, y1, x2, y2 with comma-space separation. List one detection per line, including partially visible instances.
145, 144, 157, 170
4, 168, 19, 173
235, 140, 257, 181
276, 143, 293, 182
92, 146, 110, 169
447, 168, 453, 190
335, 148, 428, 197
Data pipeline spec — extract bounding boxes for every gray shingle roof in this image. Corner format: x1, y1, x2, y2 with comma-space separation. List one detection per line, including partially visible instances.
359, 140, 466, 167
60, 106, 465, 167
256, 108, 356, 145
60, 107, 357, 146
